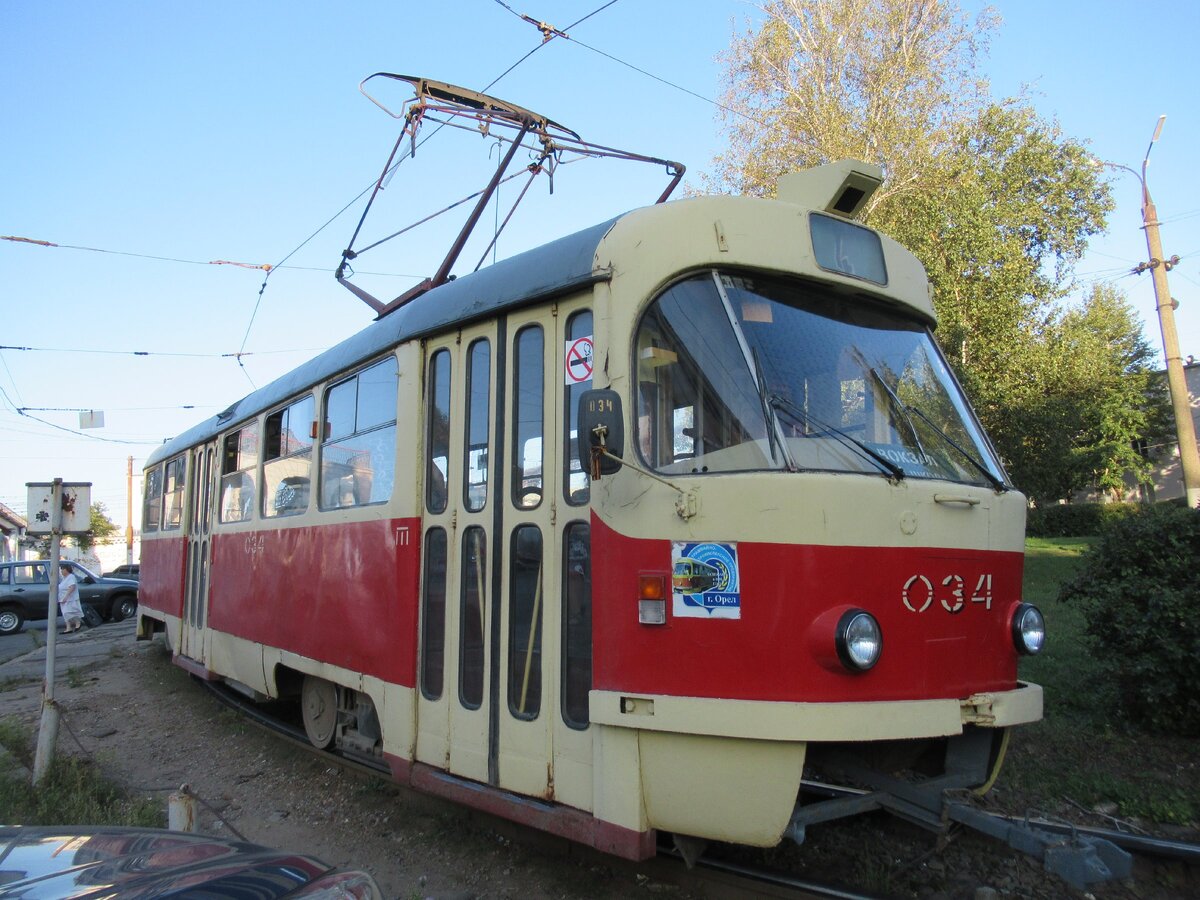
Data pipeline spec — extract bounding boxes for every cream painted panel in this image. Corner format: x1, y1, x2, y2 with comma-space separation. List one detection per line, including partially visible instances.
591, 726, 648, 834
206, 630, 268, 695
591, 684, 1042, 742
367, 676, 416, 762
590, 467, 1025, 553
639, 731, 805, 846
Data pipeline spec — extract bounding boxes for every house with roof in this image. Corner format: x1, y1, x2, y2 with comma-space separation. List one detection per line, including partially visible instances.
0, 502, 27, 562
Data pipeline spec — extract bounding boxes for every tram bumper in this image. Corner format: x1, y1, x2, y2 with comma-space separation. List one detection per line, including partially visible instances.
590, 682, 1043, 849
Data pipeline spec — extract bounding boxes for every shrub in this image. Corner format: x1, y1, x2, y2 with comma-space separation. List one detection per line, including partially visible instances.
1026, 502, 1138, 537
1058, 505, 1200, 735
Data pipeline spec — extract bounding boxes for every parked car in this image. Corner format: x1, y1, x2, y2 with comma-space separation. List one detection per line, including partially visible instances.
104, 563, 140, 580
0, 825, 382, 898
0, 560, 139, 635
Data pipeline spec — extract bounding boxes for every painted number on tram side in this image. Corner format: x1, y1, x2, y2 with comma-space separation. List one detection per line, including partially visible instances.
902, 573, 992, 614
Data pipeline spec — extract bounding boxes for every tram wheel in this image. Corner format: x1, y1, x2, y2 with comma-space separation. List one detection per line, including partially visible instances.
301, 675, 338, 749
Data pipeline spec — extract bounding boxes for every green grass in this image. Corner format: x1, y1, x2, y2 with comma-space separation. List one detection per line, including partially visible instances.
0, 717, 163, 827
999, 537, 1199, 827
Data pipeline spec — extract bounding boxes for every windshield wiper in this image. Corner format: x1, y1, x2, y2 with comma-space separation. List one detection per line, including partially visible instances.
767, 393, 905, 481
867, 368, 927, 461
905, 403, 1009, 492
867, 369, 1007, 492
751, 347, 787, 469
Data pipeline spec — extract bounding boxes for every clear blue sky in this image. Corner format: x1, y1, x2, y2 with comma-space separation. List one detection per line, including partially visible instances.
3, 1, 1198, 532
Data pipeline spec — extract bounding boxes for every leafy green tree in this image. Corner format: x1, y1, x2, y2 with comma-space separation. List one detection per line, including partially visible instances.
76, 502, 120, 553
1057, 285, 1172, 497
709, 0, 997, 204
710, 0, 1142, 503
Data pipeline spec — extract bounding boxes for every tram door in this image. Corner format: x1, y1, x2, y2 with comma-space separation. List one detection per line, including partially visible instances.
180, 440, 217, 662
415, 298, 595, 803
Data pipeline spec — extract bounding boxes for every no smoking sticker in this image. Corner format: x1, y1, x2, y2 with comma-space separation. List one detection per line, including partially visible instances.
564, 335, 594, 385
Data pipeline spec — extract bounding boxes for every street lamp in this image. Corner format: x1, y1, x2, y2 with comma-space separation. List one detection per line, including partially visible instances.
1097, 116, 1200, 509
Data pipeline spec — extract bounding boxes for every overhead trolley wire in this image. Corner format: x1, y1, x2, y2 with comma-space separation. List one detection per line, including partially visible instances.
0, 235, 422, 278
0, 344, 323, 360
10, 411, 162, 446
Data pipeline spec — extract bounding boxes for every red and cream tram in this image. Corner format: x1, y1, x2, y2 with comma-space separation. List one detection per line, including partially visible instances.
138, 159, 1045, 859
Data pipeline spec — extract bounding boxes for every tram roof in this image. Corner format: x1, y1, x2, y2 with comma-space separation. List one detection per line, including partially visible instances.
147, 216, 619, 468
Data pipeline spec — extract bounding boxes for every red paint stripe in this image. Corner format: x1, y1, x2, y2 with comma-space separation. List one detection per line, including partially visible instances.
205, 517, 422, 685
592, 514, 1024, 702
140, 537, 187, 619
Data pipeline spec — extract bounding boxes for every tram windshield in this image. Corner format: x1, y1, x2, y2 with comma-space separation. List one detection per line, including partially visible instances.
634, 271, 1007, 488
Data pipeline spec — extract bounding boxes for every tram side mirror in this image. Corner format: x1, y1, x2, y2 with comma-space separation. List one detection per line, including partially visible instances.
577, 389, 624, 479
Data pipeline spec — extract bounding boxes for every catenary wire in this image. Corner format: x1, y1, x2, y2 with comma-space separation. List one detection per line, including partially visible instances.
0, 344, 323, 360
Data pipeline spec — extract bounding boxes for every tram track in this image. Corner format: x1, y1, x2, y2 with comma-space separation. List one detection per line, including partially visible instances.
198, 677, 1199, 898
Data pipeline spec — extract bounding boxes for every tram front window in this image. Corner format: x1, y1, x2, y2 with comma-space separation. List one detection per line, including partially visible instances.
634, 272, 1006, 488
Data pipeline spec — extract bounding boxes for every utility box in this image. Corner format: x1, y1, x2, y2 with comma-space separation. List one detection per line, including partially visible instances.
26, 482, 92, 534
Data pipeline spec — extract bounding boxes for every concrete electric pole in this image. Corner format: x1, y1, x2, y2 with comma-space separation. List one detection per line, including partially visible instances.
1102, 116, 1200, 508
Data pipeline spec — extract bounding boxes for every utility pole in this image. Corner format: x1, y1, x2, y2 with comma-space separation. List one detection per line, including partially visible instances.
1137, 117, 1200, 509
32, 479, 63, 785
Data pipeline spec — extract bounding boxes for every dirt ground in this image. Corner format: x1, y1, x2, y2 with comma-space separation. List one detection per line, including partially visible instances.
2, 630, 1196, 899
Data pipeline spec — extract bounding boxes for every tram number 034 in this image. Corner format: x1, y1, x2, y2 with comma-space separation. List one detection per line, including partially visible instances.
902, 573, 992, 614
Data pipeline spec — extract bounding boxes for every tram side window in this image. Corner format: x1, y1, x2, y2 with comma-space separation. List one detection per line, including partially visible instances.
420, 527, 448, 701
220, 424, 259, 523
320, 358, 398, 509
562, 522, 591, 729
459, 527, 487, 709
162, 456, 186, 531
563, 310, 592, 505
463, 340, 490, 512
508, 524, 543, 720
426, 350, 451, 514
513, 326, 544, 508
263, 394, 315, 518
142, 465, 163, 533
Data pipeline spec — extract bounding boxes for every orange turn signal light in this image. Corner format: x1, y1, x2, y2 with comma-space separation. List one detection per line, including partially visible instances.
639, 574, 666, 601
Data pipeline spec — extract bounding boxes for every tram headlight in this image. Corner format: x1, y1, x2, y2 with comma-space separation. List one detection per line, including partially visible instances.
835, 609, 882, 672
1011, 603, 1045, 656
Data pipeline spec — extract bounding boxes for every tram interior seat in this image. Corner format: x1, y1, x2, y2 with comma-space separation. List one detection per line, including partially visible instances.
273, 476, 310, 514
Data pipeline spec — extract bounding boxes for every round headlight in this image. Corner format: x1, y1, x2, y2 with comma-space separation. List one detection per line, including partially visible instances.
836, 609, 882, 671
1011, 603, 1046, 656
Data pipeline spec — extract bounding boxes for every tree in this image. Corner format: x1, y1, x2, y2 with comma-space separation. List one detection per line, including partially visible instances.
76, 502, 120, 554
711, 0, 1136, 503
710, 0, 997, 204
1055, 285, 1172, 499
